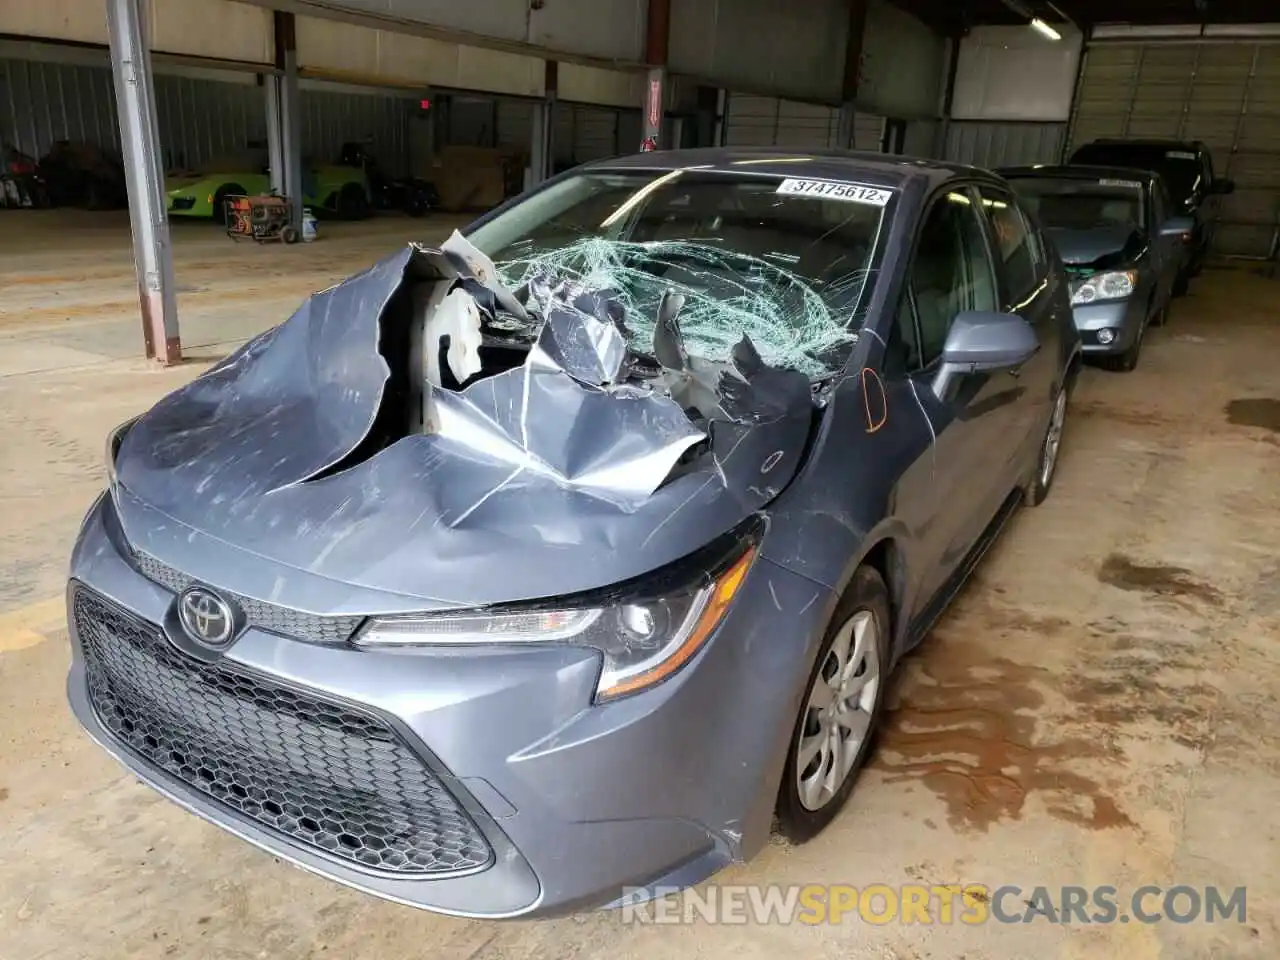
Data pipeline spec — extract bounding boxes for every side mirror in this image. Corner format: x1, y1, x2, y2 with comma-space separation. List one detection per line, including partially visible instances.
1160, 215, 1195, 238
931, 311, 1039, 400
1209, 177, 1235, 196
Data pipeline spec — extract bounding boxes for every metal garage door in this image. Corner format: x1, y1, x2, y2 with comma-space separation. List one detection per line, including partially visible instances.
496, 99, 535, 153
1069, 41, 1280, 257
723, 94, 884, 151
551, 103, 624, 168
572, 106, 620, 162
724, 95, 837, 148
853, 112, 887, 151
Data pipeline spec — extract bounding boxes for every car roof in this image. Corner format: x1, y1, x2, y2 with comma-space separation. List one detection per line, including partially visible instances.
580, 146, 1000, 192
999, 163, 1160, 184
1073, 138, 1206, 152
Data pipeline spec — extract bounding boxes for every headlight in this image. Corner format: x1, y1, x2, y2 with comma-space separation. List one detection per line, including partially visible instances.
105, 416, 139, 489
1070, 270, 1136, 305
354, 535, 760, 702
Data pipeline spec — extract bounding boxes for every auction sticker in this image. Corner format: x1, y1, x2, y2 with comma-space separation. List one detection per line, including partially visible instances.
776, 178, 893, 206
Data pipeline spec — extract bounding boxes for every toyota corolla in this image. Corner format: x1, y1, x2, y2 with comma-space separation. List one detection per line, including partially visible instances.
67, 148, 1080, 919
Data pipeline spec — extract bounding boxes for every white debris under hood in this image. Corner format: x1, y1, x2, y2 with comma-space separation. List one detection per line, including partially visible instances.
409, 230, 822, 503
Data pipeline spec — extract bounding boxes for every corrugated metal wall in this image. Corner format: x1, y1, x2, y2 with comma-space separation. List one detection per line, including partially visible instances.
857, 0, 946, 119
723, 95, 841, 148
551, 102, 640, 167
496, 99, 535, 151
1068, 41, 1280, 257
1, 58, 122, 159
943, 121, 1066, 169
669, 0, 848, 102
722, 94, 885, 151
0, 56, 423, 177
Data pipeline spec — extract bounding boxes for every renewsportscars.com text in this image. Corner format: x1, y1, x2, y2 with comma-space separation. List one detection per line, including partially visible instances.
619, 883, 1248, 926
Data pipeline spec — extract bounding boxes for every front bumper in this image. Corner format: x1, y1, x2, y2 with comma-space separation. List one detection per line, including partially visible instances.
167, 196, 200, 216
1071, 297, 1146, 356
65, 492, 833, 918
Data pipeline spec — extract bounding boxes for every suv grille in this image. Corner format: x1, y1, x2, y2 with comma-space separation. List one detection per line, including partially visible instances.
75, 587, 493, 876
131, 550, 362, 645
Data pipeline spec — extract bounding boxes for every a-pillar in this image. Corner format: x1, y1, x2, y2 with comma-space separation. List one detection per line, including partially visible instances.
106, 0, 181, 364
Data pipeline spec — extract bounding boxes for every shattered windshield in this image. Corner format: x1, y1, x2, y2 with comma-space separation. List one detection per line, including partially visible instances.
464, 169, 893, 377
1008, 177, 1146, 232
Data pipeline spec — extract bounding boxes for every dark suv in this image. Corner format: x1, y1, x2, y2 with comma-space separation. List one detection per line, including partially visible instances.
1067, 139, 1234, 294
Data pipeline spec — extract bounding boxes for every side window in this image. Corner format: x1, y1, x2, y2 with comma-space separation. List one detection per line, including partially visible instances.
901, 188, 1000, 369
1151, 181, 1167, 228
977, 185, 1041, 307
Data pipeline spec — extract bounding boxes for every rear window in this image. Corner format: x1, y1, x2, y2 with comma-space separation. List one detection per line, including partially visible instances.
1068, 143, 1202, 202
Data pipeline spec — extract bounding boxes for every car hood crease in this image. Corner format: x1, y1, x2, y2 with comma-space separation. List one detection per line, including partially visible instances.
113, 240, 817, 608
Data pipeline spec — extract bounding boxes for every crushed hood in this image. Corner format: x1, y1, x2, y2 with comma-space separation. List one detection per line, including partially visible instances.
113, 234, 821, 608
1047, 225, 1145, 269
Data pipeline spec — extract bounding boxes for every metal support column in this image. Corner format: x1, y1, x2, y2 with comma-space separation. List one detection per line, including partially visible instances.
264, 74, 285, 195
836, 0, 869, 150
641, 0, 670, 149
106, 0, 181, 364
274, 12, 304, 227
642, 67, 666, 150
530, 101, 553, 186
530, 61, 556, 187
836, 105, 858, 150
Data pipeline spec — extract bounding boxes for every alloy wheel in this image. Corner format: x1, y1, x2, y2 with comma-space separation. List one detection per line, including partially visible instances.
795, 610, 882, 811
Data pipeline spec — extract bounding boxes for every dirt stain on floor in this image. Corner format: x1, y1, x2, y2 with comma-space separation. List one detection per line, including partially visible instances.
872, 611, 1134, 834
1225, 397, 1280, 433
1097, 553, 1223, 606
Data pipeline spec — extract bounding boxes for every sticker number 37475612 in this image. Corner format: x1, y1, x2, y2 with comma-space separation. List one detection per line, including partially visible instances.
775, 178, 893, 206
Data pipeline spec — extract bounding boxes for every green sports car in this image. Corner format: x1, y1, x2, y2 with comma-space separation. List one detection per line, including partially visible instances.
166, 152, 371, 222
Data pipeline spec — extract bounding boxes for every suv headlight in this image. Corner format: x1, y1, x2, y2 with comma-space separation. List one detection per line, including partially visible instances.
354, 531, 761, 702
1070, 270, 1136, 305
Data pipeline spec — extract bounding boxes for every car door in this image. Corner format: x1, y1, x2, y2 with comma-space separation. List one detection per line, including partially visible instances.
973, 183, 1058, 481
883, 184, 1024, 606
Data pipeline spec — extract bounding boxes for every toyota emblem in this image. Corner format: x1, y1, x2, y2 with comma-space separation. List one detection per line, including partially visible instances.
177, 586, 235, 646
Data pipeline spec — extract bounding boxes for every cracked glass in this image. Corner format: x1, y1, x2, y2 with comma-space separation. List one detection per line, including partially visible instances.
464, 169, 894, 378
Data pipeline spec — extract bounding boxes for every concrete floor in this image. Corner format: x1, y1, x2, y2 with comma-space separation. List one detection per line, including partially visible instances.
1, 210, 1278, 960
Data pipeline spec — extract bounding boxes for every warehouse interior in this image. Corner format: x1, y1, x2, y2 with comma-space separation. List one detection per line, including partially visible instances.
1, 0, 1279, 957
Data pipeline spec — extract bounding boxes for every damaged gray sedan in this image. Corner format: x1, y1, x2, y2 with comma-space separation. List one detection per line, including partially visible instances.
67, 149, 1081, 919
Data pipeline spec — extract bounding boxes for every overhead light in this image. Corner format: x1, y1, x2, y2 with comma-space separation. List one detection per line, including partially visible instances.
1030, 17, 1062, 40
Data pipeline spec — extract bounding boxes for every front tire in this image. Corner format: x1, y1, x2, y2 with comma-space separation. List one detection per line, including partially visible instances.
776, 565, 891, 844
1026, 384, 1068, 506
1104, 327, 1143, 372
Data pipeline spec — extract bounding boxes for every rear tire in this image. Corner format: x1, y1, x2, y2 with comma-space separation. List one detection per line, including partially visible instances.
1150, 297, 1170, 328
1172, 270, 1190, 297
213, 184, 244, 226
775, 565, 891, 844
338, 183, 370, 221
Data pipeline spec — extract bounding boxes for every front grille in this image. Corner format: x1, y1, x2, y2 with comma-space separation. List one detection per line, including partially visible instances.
170, 197, 196, 211
75, 587, 493, 876
132, 550, 362, 645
